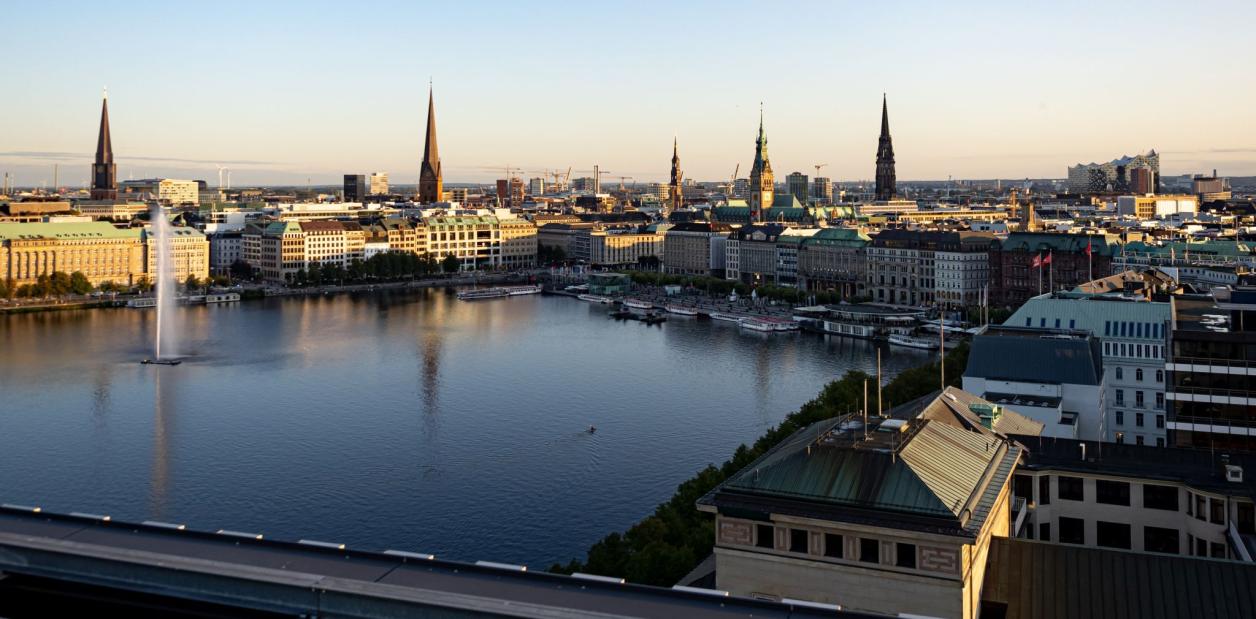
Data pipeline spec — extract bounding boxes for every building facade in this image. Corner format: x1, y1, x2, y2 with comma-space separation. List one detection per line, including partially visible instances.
588, 228, 664, 268
0, 222, 144, 286
797, 228, 869, 297
663, 222, 731, 277
1167, 288, 1256, 451
1067, 150, 1160, 194
422, 215, 500, 271
991, 233, 1115, 307
498, 218, 537, 269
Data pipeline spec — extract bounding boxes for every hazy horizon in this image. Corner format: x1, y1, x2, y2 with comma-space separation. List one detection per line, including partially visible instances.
3, 1, 1254, 188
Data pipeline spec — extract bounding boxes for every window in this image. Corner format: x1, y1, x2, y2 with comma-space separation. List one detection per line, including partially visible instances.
756, 524, 775, 549
1144, 485, 1179, 511
1144, 526, 1179, 554
1156, 414, 1164, 428
1115, 432, 1125, 444
1196, 537, 1208, 557
1039, 523, 1051, 542
1136, 412, 1144, 427
1136, 368, 1143, 381
859, 538, 879, 563
896, 543, 917, 569
1014, 474, 1033, 502
1058, 476, 1084, 501
1116, 390, 1125, 406
1096, 480, 1131, 506
1070, 319, 1076, 329
1211, 543, 1226, 559
1105, 321, 1111, 336
1195, 495, 1206, 521
1211, 498, 1225, 525
1104, 342, 1111, 355
1115, 411, 1124, 425
1156, 393, 1164, 410
1039, 476, 1050, 506
1238, 502, 1255, 535
1156, 369, 1163, 383
1115, 367, 1123, 380
790, 528, 809, 553
1055, 319, 1061, 329
1059, 517, 1085, 544
823, 533, 843, 558
1136, 392, 1145, 409
1156, 437, 1165, 447
1136, 435, 1145, 446
1096, 521, 1131, 549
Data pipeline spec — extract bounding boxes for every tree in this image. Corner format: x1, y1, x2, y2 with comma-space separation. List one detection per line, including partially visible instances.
442, 254, 461, 274
0, 278, 10, 300
134, 276, 152, 292
307, 262, 324, 286
184, 274, 201, 291
229, 260, 253, 281
49, 271, 72, 296
69, 271, 93, 296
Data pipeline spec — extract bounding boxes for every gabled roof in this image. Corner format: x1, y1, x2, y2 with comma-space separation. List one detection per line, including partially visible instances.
921, 387, 1046, 437
702, 408, 1020, 537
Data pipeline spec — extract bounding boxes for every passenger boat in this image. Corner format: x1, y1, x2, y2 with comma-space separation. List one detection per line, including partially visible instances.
127, 297, 158, 308
887, 333, 940, 350
578, 294, 614, 304
458, 285, 541, 301
739, 317, 800, 332
623, 298, 654, 310
664, 304, 699, 316
206, 293, 241, 304
709, 312, 744, 323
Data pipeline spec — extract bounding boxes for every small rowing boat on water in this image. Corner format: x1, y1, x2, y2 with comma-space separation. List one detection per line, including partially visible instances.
888, 333, 939, 350
664, 304, 699, 316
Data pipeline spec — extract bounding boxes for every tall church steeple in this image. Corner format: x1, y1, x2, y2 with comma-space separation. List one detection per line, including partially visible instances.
91, 89, 117, 201
667, 136, 683, 217
874, 94, 896, 202
418, 84, 443, 203
748, 105, 774, 222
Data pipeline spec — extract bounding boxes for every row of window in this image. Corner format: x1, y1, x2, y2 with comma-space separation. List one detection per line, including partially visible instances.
1112, 367, 1163, 383
1114, 390, 1162, 409
1105, 341, 1163, 360
1112, 410, 1164, 428
753, 524, 918, 570
1104, 320, 1163, 340
1021, 474, 1256, 532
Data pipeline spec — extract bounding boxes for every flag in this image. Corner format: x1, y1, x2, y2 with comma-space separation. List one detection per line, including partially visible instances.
1084, 239, 1093, 257
1032, 253, 1042, 268
1043, 251, 1053, 266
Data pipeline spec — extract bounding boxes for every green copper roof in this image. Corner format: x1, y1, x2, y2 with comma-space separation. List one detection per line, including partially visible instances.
0, 221, 140, 241
802, 228, 871, 248
1001, 232, 1118, 256
1122, 239, 1254, 258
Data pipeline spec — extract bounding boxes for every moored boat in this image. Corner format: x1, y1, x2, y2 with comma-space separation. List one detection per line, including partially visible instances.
578, 294, 615, 304
739, 316, 800, 332
888, 333, 940, 350
709, 312, 744, 323
623, 298, 654, 310
664, 304, 699, 316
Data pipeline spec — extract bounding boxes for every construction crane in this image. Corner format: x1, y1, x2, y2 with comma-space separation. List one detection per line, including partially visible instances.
813, 163, 828, 177
727, 163, 740, 197
616, 176, 634, 191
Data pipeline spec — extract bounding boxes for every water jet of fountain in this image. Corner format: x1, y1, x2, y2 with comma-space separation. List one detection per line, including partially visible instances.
150, 203, 180, 360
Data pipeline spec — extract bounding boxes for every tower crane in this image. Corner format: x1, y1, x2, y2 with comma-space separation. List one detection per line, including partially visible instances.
727, 163, 740, 197
813, 163, 828, 177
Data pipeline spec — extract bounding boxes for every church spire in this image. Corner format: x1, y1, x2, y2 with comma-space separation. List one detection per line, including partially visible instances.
91, 90, 117, 200
418, 84, 443, 203
748, 104, 775, 222
668, 135, 683, 217
875, 94, 896, 201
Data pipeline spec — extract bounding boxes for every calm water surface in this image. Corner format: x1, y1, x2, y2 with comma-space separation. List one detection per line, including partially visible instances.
0, 290, 930, 566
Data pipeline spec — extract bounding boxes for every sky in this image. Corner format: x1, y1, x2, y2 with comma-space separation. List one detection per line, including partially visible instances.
2, 0, 1254, 188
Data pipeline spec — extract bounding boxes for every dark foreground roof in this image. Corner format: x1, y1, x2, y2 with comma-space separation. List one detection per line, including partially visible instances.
982, 537, 1256, 619
965, 326, 1103, 386
0, 506, 872, 619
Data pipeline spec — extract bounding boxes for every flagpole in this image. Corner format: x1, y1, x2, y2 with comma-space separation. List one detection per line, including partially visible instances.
1037, 253, 1042, 296
1049, 251, 1054, 292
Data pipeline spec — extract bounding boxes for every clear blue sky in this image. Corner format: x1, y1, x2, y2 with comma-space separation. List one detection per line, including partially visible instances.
2, 0, 1254, 187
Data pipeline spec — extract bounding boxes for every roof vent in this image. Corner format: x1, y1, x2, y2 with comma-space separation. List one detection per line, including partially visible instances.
1226, 465, 1243, 483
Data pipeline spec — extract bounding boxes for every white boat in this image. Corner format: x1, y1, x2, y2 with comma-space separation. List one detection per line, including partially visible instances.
578, 294, 614, 304
740, 317, 800, 332
127, 297, 157, 308
821, 320, 877, 338
888, 333, 940, 350
206, 292, 241, 304
665, 304, 699, 316
623, 298, 654, 310
458, 285, 541, 301
709, 312, 744, 323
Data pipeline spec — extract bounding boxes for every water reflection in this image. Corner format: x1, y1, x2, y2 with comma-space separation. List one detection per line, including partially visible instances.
149, 368, 176, 519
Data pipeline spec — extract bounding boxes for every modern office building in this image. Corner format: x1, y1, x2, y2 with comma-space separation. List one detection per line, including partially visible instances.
421, 215, 500, 271
1167, 286, 1256, 451
368, 172, 389, 196
1116, 194, 1198, 219
498, 218, 538, 269
786, 172, 808, 205
663, 222, 731, 277
120, 179, 199, 205
528, 177, 545, 197
344, 174, 367, 202
1006, 291, 1170, 446
1192, 171, 1231, 202
963, 326, 1106, 441
1129, 166, 1154, 195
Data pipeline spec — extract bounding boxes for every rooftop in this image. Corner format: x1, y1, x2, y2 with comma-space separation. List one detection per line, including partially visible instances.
965, 326, 1103, 386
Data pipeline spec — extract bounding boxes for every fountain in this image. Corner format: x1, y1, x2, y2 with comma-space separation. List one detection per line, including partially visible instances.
142, 203, 182, 366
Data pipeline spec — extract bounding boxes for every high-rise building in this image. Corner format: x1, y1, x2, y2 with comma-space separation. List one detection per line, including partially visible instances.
747, 109, 774, 222
496, 178, 525, 207
812, 176, 832, 203
90, 91, 117, 201
343, 174, 366, 202
786, 172, 808, 204
1130, 166, 1154, 195
369, 172, 389, 195
668, 137, 683, 216
528, 177, 545, 196
874, 95, 896, 201
418, 86, 443, 203
1192, 170, 1231, 201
